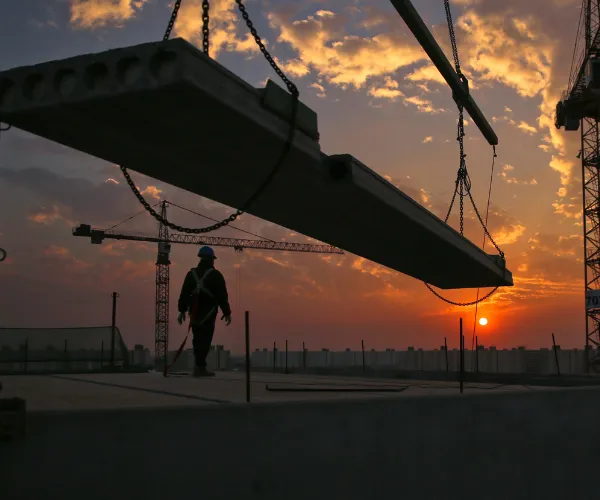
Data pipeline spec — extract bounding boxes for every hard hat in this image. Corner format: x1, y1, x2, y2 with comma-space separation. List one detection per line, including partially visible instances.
198, 246, 216, 259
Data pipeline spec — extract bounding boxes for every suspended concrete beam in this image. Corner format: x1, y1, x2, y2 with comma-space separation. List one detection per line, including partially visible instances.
390, 0, 498, 146
0, 38, 512, 289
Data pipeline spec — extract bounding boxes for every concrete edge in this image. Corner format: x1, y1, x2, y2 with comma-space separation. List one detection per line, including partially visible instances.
20, 383, 600, 420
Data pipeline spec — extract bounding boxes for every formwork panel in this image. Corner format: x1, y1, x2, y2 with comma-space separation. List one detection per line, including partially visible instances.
0, 38, 512, 289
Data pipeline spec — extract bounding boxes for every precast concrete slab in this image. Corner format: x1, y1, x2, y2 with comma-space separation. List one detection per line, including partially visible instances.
0, 38, 512, 289
2, 375, 599, 500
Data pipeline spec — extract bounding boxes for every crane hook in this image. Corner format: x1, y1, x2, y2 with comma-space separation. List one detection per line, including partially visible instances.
0, 248, 6, 262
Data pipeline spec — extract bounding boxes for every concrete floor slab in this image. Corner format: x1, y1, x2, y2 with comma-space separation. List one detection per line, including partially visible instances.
0, 38, 512, 289
0, 372, 552, 411
2, 372, 600, 500
0, 375, 217, 410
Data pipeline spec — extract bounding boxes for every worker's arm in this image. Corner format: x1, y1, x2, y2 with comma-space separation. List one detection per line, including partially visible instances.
211, 271, 232, 316
177, 270, 194, 313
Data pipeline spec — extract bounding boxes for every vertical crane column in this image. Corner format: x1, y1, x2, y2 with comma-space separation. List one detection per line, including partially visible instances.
581, 117, 600, 364
154, 201, 171, 372
555, 0, 600, 371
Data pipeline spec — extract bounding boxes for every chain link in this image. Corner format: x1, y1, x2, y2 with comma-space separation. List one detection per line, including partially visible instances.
235, 0, 299, 98
163, 0, 183, 41
444, 0, 461, 75
202, 0, 209, 54
121, 0, 299, 235
424, 1, 505, 307
425, 283, 499, 307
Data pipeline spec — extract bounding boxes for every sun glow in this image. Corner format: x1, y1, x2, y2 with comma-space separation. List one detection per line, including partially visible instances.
479, 317, 488, 326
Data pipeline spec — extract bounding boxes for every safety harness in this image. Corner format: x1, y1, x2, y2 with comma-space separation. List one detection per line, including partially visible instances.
164, 267, 218, 376
188, 268, 218, 326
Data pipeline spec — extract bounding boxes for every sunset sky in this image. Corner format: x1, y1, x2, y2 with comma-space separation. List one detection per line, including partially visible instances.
0, 0, 588, 354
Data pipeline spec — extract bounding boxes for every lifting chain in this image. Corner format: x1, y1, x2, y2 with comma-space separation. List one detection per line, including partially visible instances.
122, 0, 299, 235
235, 0, 299, 96
202, 0, 210, 55
423, 1, 505, 307
163, 0, 182, 41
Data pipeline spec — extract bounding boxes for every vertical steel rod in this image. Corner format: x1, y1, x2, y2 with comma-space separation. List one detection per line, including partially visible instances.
444, 336, 449, 372
302, 341, 306, 370
475, 336, 479, 373
361, 339, 366, 372
552, 333, 561, 376
24, 338, 28, 374
245, 311, 251, 403
459, 318, 465, 394
111, 292, 118, 366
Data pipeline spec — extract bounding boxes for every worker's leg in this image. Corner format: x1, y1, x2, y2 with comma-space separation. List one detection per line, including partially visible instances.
191, 319, 216, 369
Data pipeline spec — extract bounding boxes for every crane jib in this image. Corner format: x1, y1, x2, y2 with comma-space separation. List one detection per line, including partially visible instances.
71, 224, 344, 255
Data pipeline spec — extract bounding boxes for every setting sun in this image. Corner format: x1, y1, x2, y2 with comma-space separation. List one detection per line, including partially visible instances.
479, 317, 488, 326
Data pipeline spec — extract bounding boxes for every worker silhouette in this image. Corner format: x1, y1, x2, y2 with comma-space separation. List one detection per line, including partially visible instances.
177, 246, 232, 377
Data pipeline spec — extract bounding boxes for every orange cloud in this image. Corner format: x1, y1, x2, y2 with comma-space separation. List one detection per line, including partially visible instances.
310, 82, 327, 98
405, 64, 446, 85
43, 245, 70, 257
140, 185, 162, 200
351, 257, 395, 279
498, 164, 538, 185
118, 259, 155, 280
41, 245, 94, 276
173, 0, 259, 58
364, 282, 409, 301
368, 76, 404, 100
492, 224, 526, 245
69, 0, 149, 29
28, 205, 72, 226
267, 8, 428, 91
403, 95, 445, 114
492, 116, 538, 136
517, 121, 537, 135
99, 241, 129, 257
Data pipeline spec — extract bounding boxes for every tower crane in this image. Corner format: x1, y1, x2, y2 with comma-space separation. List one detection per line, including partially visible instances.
73, 200, 343, 370
555, 0, 600, 371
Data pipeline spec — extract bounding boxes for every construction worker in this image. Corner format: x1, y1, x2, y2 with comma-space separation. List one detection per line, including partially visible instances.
177, 246, 232, 377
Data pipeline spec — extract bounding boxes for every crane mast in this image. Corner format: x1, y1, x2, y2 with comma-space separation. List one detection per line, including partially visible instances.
555, 0, 600, 371
155, 201, 170, 372
73, 203, 343, 372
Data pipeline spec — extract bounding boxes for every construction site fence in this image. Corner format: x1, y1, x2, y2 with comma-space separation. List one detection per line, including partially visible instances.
249, 347, 600, 375
0, 345, 152, 374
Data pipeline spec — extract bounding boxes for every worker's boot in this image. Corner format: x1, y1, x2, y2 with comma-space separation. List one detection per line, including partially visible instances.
193, 366, 215, 377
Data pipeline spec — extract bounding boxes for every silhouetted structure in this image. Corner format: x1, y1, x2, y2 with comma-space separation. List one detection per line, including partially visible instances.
0, 326, 129, 373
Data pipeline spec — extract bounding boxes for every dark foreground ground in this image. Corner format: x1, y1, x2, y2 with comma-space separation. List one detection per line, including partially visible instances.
1, 371, 599, 500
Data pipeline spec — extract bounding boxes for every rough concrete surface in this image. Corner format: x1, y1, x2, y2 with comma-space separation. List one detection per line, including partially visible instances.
0, 372, 545, 409
1, 372, 598, 500
0, 38, 511, 289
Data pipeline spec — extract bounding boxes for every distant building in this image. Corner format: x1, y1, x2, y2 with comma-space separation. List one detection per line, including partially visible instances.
132, 344, 151, 366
